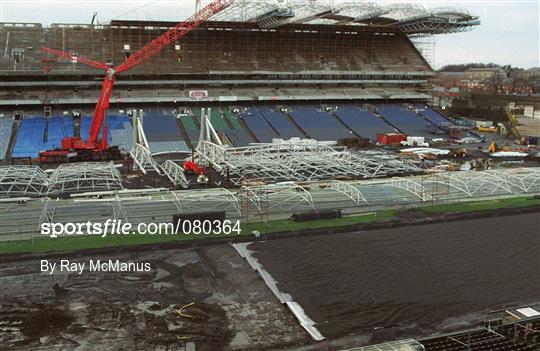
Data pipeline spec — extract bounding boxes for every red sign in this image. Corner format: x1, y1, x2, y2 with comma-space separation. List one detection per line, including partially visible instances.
189, 90, 208, 101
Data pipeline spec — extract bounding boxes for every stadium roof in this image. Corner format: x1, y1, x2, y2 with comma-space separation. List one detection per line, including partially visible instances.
211, 1, 480, 34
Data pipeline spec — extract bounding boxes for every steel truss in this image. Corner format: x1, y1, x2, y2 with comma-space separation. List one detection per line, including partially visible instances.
212, 1, 479, 35
160, 160, 189, 189
350, 338, 424, 351
329, 180, 368, 205
130, 143, 161, 174
422, 169, 540, 199
196, 140, 420, 186
112, 195, 128, 222
0, 165, 49, 197
2, 168, 539, 237
47, 162, 124, 194
38, 197, 56, 229
243, 182, 316, 216
164, 188, 242, 217
387, 178, 432, 201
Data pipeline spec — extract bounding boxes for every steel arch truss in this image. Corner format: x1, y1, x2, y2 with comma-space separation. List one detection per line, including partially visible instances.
112, 195, 129, 222
329, 180, 368, 205
131, 143, 161, 174
168, 188, 242, 217
0, 165, 49, 197
47, 162, 124, 194
38, 197, 56, 230
160, 160, 189, 189
386, 178, 432, 201
195, 140, 420, 186
3, 168, 539, 237
423, 169, 540, 198
244, 182, 316, 215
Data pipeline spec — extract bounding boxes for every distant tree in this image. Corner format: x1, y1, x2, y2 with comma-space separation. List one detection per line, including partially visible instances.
438, 63, 502, 72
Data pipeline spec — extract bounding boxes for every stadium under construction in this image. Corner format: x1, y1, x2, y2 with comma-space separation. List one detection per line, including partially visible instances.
0, 1, 539, 350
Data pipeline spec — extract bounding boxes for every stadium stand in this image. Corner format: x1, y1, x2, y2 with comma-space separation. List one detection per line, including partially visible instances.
213, 108, 253, 146
416, 105, 455, 127
223, 109, 244, 130
240, 109, 280, 143
178, 112, 200, 147
11, 115, 134, 158
0, 22, 430, 76
377, 104, 440, 137
12, 116, 73, 158
0, 116, 14, 160
110, 122, 134, 151
335, 106, 397, 141
257, 107, 304, 139
288, 106, 353, 141
141, 112, 188, 153
192, 107, 254, 147
4, 102, 463, 158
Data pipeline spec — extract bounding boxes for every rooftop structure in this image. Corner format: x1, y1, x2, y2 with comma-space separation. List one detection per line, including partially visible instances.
211, 1, 480, 34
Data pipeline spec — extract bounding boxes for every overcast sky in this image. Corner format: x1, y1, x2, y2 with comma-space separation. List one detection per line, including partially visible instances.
0, 0, 538, 69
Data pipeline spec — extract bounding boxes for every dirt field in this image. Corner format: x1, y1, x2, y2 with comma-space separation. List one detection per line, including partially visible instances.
1, 213, 539, 350
0, 246, 309, 350
249, 213, 540, 345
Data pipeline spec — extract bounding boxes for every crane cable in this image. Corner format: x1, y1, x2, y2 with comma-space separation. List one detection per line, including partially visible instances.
108, 0, 161, 21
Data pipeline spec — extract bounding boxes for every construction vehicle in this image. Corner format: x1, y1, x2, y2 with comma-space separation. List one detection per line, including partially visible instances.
488, 141, 498, 154
183, 161, 205, 175
38, 0, 233, 163
506, 110, 522, 140
449, 148, 467, 158
477, 126, 498, 133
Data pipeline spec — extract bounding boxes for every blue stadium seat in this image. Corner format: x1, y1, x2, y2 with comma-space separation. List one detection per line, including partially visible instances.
240, 110, 279, 143
12, 116, 73, 158
416, 105, 454, 127
377, 104, 440, 137
190, 107, 255, 147
288, 107, 353, 141
11, 115, 134, 158
257, 107, 303, 139
335, 107, 396, 141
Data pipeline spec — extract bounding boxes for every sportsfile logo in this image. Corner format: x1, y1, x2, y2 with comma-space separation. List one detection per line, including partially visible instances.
40, 219, 241, 238
41, 220, 132, 238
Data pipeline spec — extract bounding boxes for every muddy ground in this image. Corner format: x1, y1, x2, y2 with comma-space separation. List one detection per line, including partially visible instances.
1, 213, 539, 350
0, 246, 309, 350
249, 213, 540, 346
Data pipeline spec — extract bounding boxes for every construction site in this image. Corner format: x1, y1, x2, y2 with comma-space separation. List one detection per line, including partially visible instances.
1, 1, 539, 350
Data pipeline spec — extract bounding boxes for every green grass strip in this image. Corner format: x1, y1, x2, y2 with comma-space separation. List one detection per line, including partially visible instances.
419, 196, 540, 214
0, 196, 538, 255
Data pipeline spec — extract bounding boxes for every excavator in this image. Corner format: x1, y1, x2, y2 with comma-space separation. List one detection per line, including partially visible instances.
38, 0, 234, 163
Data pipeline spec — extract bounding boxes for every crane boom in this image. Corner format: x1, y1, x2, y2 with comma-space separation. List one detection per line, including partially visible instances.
41, 47, 109, 71
116, 0, 233, 73
39, 0, 233, 162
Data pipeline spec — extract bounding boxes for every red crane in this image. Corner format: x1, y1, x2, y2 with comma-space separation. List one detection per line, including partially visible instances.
39, 0, 234, 162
